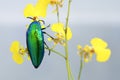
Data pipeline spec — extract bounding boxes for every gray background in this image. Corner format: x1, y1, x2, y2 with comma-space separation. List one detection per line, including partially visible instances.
0, 0, 120, 80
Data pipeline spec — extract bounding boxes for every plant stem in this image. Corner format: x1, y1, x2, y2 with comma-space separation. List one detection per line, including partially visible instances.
64, 0, 73, 80
68, 60, 74, 80
45, 47, 66, 59
66, 58, 71, 80
65, 0, 72, 28
78, 55, 83, 80
64, 33, 71, 80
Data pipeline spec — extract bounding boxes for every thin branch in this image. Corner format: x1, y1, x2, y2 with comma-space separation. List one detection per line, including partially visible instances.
45, 47, 66, 59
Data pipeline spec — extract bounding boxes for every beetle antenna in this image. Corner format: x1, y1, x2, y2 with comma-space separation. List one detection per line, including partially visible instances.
27, 17, 33, 20
38, 20, 45, 24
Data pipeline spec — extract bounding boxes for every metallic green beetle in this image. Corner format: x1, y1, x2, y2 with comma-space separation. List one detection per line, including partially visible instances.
26, 17, 50, 68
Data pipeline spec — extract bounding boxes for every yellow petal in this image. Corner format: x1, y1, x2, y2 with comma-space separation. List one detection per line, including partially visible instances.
94, 47, 111, 62
51, 22, 72, 40
91, 37, 111, 62
10, 41, 20, 54
91, 38, 107, 48
12, 54, 24, 64
66, 27, 72, 40
51, 23, 64, 33
84, 45, 90, 53
24, 0, 50, 17
35, 0, 50, 17
24, 4, 35, 17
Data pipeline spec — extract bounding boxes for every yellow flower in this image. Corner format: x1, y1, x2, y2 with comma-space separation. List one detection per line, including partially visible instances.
50, 0, 63, 7
83, 45, 91, 53
91, 38, 111, 62
51, 22, 72, 40
77, 45, 82, 56
48, 33, 65, 45
24, 0, 50, 18
50, 0, 64, 13
84, 53, 93, 63
77, 45, 93, 62
49, 22, 72, 45
10, 41, 30, 64
77, 38, 111, 63
83, 45, 93, 62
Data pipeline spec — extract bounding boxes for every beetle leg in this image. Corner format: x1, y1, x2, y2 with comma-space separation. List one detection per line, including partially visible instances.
44, 41, 51, 55
42, 31, 54, 40
42, 24, 50, 30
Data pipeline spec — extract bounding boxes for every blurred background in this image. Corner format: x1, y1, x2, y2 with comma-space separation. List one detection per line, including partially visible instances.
0, 0, 120, 80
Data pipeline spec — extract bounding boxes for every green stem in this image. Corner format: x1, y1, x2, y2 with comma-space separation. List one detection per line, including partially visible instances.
64, 34, 70, 80
65, 0, 72, 28
68, 60, 74, 80
66, 58, 71, 80
45, 47, 66, 59
78, 55, 83, 80
64, 0, 73, 80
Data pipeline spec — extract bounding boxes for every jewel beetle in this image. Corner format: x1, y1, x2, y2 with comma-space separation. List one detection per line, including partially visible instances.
26, 17, 51, 69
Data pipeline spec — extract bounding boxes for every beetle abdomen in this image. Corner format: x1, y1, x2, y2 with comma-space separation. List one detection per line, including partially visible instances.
26, 21, 44, 68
